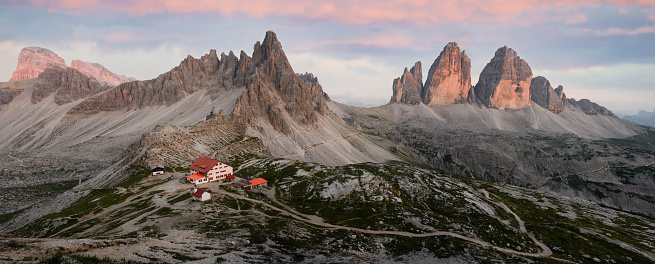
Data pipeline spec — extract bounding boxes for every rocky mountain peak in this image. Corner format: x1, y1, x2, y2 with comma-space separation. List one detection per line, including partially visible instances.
530, 76, 566, 114
10, 47, 67, 81
422, 42, 471, 106
390, 61, 422, 105
475, 46, 532, 110
33, 64, 110, 105
70, 60, 136, 86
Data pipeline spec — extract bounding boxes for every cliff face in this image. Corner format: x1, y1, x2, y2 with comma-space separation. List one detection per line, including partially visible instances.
232, 31, 330, 133
9, 47, 67, 81
390, 62, 422, 105
70, 60, 136, 86
530, 76, 566, 114
32, 65, 110, 105
568, 98, 616, 118
9, 47, 136, 86
475, 46, 532, 110
69, 49, 251, 113
422, 43, 471, 106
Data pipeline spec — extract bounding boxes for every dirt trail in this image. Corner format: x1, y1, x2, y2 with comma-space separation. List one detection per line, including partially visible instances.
216, 187, 553, 259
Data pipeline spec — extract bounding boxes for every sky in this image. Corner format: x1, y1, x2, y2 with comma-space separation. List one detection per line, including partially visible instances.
1, 0, 654, 116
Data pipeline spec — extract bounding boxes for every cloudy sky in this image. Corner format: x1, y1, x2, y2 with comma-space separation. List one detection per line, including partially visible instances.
1, 0, 654, 115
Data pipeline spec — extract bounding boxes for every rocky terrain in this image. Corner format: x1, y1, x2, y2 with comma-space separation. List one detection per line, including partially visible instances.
529, 76, 566, 114
422, 43, 471, 106
2, 157, 653, 263
70, 60, 136, 86
8, 46, 135, 86
0, 31, 653, 263
9, 47, 67, 81
390, 62, 422, 105
474, 46, 532, 110
623, 108, 655, 127
332, 101, 654, 217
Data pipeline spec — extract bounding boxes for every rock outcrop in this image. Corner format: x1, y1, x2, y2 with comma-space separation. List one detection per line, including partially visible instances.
567, 98, 616, 117
32, 65, 110, 105
422, 43, 471, 106
475, 46, 532, 110
69, 48, 250, 113
9, 46, 136, 87
70, 60, 136, 86
9, 47, 67, 81
530, 76, 566, 114
232, 31, 330, 133
390, 62, 422, 105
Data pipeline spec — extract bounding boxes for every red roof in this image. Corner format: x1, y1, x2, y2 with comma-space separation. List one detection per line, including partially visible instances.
249, 178, 268, 186
192, 188, 208, 197
189, 157, 221, 173
186, 173, 205, 181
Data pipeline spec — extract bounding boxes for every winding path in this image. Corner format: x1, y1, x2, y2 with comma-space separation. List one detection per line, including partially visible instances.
215, 187, 554, 259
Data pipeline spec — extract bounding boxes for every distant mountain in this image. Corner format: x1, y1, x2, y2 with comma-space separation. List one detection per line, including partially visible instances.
623, 109, 655, 127
9, 46, 136, 86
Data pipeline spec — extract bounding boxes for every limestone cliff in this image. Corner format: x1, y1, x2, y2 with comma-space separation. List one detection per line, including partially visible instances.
475, 46, 532, 110
9, 47, 136, 86
232, 31, 330, 133
530, 76, 566, 114
70, 60, 136, 86
422, 43, 471, 106
567, 98, 616, 118
32, 65, 110, 105
390, 62, 422, 105
9, 47, 67, 81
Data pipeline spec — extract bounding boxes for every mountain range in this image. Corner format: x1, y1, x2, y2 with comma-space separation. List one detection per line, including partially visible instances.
9, 46, 136, 86
0, 31, 653, 263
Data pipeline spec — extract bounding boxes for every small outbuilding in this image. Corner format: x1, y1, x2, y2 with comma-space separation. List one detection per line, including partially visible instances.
191, 186, 211, 202
249, 178, 268, 189
151, 165, 165, 176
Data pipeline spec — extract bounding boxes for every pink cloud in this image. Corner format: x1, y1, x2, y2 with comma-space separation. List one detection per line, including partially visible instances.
14, 0, 655, 26
594, 24, 655, 36
566, 13, 588, 24
311, 34, 423, 50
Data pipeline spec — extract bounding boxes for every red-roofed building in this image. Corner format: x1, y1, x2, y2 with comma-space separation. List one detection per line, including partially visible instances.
191, 186, 211, 201
249, 178, 268, 188
187, 156, 233, 185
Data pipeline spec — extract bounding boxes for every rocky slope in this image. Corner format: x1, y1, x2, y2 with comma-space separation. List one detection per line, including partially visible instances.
9, 47, 67, 81
623, 108, 655, 127
422, 42, 471, 106
529, 76, 566, 114
475, 46, 532, 110
4, 158, 654, 263
8, 46, 136, 86
390, 62, 422, 105
70, 60, 136, 86
567, 98, 616, 117
32, 65, 111, 105
331, 101, 653, 217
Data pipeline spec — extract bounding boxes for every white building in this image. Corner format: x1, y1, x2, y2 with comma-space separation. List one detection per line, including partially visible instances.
191, 187, 211, 201
185, 156, 233, 185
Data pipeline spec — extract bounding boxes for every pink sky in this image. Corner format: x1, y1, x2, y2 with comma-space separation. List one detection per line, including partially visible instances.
20, 0, 655, 25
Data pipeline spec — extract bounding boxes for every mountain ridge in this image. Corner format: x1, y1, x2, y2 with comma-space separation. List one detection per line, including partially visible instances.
9, 46, 136, 86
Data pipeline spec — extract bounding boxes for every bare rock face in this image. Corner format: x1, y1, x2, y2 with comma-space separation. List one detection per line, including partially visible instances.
232, 31, 330, 133
475, 46, 532, 110
9, 47, 67, 81
568, 98, 616, 117
390, 62, 422, 105
70, 60, 136, 86
70, 47, 253, 113
530, 76, 566, 114
32, 65, 110, 105
422, 43, 471, 106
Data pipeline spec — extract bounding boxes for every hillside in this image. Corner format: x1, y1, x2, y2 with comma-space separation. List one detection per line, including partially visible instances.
3, 159, 653, 263
331, 101, 655, 217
